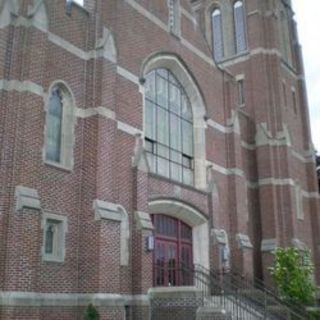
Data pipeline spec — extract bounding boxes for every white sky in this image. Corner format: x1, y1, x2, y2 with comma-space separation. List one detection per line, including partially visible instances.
292, 0, 320, 152
73, 0, 84, 6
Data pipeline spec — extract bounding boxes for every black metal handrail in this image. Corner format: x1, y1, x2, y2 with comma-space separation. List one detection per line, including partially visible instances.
152, 262, 310, 319
214, 266, 311, 319
193, 264, 309, 320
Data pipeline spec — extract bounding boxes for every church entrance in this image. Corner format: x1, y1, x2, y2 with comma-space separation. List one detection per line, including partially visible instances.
153, 214, 193, 286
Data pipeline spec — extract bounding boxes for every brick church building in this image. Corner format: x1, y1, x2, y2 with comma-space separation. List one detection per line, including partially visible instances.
0, 0, 319, 319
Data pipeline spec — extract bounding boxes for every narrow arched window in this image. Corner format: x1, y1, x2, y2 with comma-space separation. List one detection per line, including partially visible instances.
233, 1, 247, 53
46, 86, 63, 162
211, 9, 224, 61
44, 82, 76, 170
144, 69, 194, 185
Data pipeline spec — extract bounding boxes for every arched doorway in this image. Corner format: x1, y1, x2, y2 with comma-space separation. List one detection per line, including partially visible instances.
153, 214, 193, 287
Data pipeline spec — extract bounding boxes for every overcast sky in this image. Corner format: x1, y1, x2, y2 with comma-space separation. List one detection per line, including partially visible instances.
292, 0, 320, 152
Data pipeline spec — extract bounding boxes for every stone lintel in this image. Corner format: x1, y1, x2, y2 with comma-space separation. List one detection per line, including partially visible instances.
135, 211, 154, 230
93, 199, 122, 221
236, 233, 253, 249
15, 185, 41, 212
261, 238, 278, 252
0, 291, 149, 307
211, 228, 228, 245
292, 238, 308, 251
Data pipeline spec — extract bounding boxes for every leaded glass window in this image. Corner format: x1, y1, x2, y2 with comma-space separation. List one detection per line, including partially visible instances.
212, 9, 224, 61
46, 87, 63, 162
234, 1, 247, 53
145, 69, 194, 185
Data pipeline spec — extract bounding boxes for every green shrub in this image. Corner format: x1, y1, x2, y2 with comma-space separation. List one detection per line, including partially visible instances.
84, 304, 100, 320
269, 247, 316, 306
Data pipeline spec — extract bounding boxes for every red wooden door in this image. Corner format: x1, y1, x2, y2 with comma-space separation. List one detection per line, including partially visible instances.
153, 215, 193, 287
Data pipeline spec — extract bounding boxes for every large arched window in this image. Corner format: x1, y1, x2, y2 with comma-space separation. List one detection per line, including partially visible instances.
211, 8, 224, 61
45, 86, 63, 162
44, 82, 76, 170
144, 68, 194, 185
233, 1, 247, 53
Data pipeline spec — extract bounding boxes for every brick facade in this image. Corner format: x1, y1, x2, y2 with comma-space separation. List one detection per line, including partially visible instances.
0, 0, 319, 319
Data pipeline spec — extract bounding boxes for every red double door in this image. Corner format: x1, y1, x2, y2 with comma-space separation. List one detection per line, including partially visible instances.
153, 215, 193, 287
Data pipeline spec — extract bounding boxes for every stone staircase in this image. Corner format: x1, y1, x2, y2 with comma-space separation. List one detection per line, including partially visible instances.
150, 264, 309, 320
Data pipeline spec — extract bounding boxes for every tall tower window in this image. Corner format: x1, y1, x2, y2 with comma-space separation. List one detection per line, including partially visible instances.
46, 87, 63, 162
144, 69, 194, 185
211, 9, 224, 61
233, 1, 247, 53
44, 82, 76, 170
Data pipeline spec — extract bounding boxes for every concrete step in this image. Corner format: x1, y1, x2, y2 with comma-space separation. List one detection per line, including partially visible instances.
205, 295, 267, 319
196, 306, 232, 320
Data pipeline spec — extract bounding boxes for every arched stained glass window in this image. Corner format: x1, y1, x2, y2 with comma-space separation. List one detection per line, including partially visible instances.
144, 69, 194, 185
234, 1, 247, 53
45, 87, 63, 162
212, 9, 224, 61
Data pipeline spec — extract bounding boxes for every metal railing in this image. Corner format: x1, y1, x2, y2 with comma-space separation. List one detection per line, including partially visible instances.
220, 267, 310, 319
191, 264, 309, 320
152, 263, 310, 319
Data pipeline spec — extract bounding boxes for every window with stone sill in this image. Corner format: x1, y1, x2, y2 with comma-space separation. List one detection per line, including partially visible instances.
44, 83, 75, 170
144, 68, 194, 186
42, 214, 67, 262
233, 1, 247, 54
211, 8, 224, 61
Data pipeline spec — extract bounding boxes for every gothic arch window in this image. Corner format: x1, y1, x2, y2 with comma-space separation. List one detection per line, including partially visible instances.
280, 9, 292, 64
44, 82, 76, 170
144, 69, 194, 185
211, 8, 224, 61
233, 1, 247, 53
46, 87, 63, 162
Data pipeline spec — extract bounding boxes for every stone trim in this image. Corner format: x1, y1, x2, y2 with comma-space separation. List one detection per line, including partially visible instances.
211, 229, 228, 245
255, 123, 291, 147
261, 238, 278, 252
0, 79, 44, 96
149, 199, 210, 269
236, 233, 253, 249
0, 292, 149, 307
181, 6, 197, 25
135, 211, 154, 230
117, 121, 143, 136
292, 238, 308, 251
93, 200, 123, 222
132, 134, 149, 172
93, 200, 129, 266
117, 66, 140, 85
15, 186, 41, 212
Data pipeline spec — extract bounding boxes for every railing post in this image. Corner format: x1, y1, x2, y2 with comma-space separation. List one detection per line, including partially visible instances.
263, 291, 267, 319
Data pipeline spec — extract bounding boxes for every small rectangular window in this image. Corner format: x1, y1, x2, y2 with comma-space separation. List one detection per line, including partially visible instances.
292, 89, 297, 114
282, 82, 287, 108
238, 79, 245, 106
42, 213, 67, 262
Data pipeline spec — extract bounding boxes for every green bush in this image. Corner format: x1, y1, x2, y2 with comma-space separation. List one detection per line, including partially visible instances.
84, 304, 100, 320
269, 247, 316, 306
